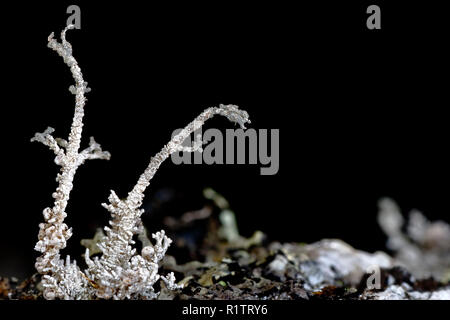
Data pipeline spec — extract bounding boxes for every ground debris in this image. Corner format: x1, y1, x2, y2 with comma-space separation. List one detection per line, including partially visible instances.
0, 277, 11, 299
0, 274, 42, 300
1, 192, 448, 300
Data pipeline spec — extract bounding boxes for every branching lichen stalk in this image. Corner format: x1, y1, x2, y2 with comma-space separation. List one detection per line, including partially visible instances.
32, 25, 110, 299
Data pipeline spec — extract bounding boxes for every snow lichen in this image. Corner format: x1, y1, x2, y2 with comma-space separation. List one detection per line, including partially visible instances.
33, 24, 251, 300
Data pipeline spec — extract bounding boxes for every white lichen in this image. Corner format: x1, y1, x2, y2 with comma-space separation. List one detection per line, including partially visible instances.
32, 25, 110, 300
378, 198, 450, 281
84, 105, 249, 300
360, 284, 450, 300
33, 24, 251, 300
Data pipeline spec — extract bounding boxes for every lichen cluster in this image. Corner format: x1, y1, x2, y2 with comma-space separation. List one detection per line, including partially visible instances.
32, 24, 250, 300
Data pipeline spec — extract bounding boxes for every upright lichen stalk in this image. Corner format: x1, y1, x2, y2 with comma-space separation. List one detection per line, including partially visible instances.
33, 24, 251, 300
32, 25, 110, 299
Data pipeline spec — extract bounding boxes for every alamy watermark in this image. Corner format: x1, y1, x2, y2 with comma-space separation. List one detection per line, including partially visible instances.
66, 5, 81, 29
171, 128, 279, 175
366, 5, 381, 30
366, 265, 381, 290
65, 5, 278, 176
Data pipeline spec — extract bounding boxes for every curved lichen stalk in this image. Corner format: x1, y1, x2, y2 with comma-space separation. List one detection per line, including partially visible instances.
85, 105, 251, 299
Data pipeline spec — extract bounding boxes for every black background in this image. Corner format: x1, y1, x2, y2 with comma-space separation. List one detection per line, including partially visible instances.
0, 1, 449, 280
